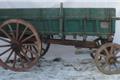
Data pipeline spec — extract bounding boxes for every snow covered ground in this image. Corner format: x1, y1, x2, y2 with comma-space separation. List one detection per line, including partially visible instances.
1, 44, 120, 80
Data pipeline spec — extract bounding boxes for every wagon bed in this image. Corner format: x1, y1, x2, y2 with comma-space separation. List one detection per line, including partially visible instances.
0, 7, 115, 36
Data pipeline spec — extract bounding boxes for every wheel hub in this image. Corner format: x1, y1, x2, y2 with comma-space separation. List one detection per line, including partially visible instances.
11, 41, 21, 51
108, 57, 116, 64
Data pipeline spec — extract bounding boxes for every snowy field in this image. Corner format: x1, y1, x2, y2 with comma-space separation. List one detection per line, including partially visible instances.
1, 44, 120, 80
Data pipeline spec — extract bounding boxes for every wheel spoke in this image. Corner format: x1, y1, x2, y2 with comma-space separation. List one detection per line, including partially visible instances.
116, 60, 120, 63
99, 53, 106, 58
0, 48, 11, 56
20, 57, 25, 68
0, 28, 12, 40
32, 45, 38, 53
22, 45, 28, 56
19, 27, 28, 41
8, 24, 15, 39
16, 51, 25, 68
25, 45, 29, 55
21, 34, 34, 43
13, 52, 17, 68
16, 23, 19, 40
0, 37, 11, 43
0, 44, 10, 47
21, 48, 31, 62
114, 49, 120, 55
100, 62, 108, 69
22, 46, 37, 56
110, 46, 114, 54
29, 45, 34, 58
116, 56, 120, 59
108, 65, 112, 71
113, 63, 118, 69
104, 48, 109, 55
5, 50, 14, 63
116, 55, 120, 63
14, 50, 28, 62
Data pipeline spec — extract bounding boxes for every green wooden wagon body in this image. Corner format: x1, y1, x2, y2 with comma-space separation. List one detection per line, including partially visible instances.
0, 7, 116, 38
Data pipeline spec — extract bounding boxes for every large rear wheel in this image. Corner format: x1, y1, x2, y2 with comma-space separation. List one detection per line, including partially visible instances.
0, 19, 42, 71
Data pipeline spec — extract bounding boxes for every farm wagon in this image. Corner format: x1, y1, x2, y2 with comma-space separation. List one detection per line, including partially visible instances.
0, 3, 120, 75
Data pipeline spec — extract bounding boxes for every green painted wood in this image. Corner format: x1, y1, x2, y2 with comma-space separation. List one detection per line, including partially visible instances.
0, 8, 116, 37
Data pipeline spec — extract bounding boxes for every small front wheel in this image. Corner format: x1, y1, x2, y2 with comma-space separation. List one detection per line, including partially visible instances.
95, 43, 120, 74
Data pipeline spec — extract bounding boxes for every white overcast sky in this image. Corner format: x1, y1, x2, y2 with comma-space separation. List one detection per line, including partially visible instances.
0, 1, 119, 16
0, 0, 119, 2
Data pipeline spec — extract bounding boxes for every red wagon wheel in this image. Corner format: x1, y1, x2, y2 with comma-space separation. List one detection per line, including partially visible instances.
40, 36, 52, 57
26, 37, 50, 57
95, 43, 120, 74
0, 19, 42, 71
41, 42, 50, 57
23, 39, 50, 57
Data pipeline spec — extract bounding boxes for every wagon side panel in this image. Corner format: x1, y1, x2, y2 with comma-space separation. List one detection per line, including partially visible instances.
63, 8, 116, 37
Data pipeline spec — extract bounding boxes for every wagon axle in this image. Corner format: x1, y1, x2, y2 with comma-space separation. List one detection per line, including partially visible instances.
48, 39, 97, 48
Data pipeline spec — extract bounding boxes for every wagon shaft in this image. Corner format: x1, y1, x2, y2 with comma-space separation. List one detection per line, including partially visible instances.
48, 39, 97, 48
